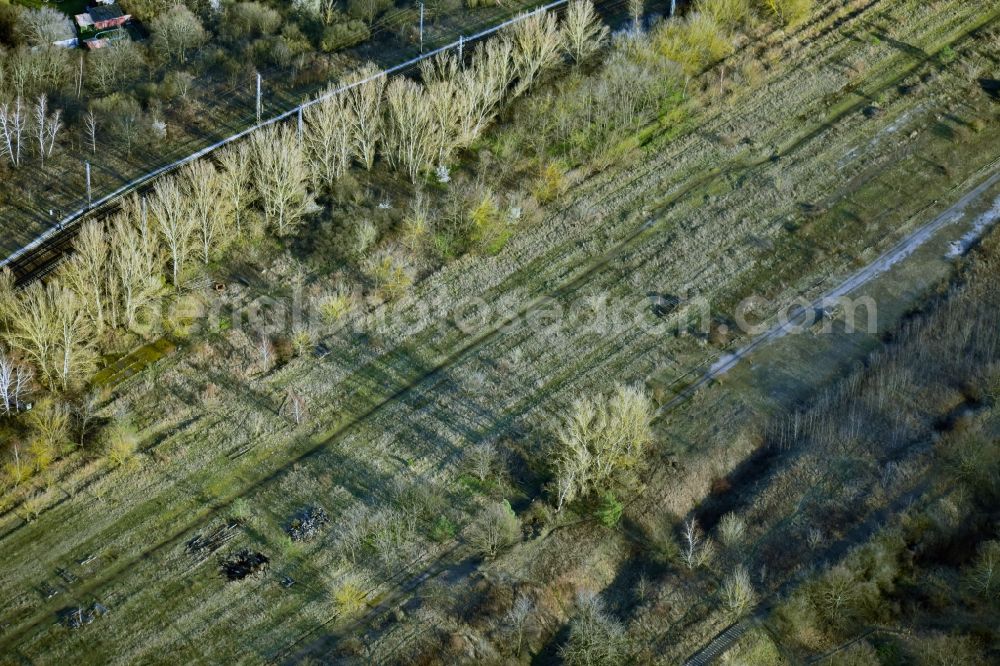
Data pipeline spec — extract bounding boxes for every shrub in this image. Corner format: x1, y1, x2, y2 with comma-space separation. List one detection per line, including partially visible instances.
722, 565, 757, 617
560, 592, 628, 665
320, 20, 370, 52
430, 515, 457, 542
533, 161, 567, 203
105, 419, 139, 467
761, 0, 812, 27
550, 384, 654, 512
697, 0, 753, 27
469, 193, 511, 255
467, 500, 520, 557
333, 576, 368, 616
719, 512, 747, 547
318, 286, 354, 324
593, 492, 624, 528
964, 540, 1000, 600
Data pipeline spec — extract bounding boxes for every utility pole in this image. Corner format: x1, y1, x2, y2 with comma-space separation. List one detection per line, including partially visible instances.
140, 195, 148, 243
670, 0, 676, 17
419, 2, 424, 53
85, 162, 91, 207
77, 55, 83, 98
256, 72, 262, 123
297, 105, 303, 144
458, 34, 463, 61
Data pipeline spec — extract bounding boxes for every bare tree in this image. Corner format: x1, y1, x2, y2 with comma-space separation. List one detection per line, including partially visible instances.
84, 109, 97, 155
251, 124, 309, 236
0, 267, 15, 324
18, 7, 74, 46
6, 282, 58, 387
421, 52, 462, 163
0, 96, 26, 167
52, 283, 93, 390
304, 88, 355, 188
467, 500, 520, 558
504, 593, 535, 656
561, 0, 609, 65
284, 389, 307, 425
383, 77, 436, 183
218, 142, 255, 236
681, 517, 714, 569
0, 349, 33, 415
257, 335, 274, 372
550, 384, 653, 511
628, 0, 645, 32
150, 4, 207, 62
88, 40, 139, 94
464, 441, 500, 483
345, 63, 386, 170
150, 176, 196, 288
110, 211, 160, 328
44, 105, 62, 158
5, 443, 29, 486
722, 565, 757, 617
508, 10, 563, 97
456, 38, 515, 145
182, 160, 231, 263
73, 390, 101, 447
559, 592, 627, 665
61, 221, 109, 333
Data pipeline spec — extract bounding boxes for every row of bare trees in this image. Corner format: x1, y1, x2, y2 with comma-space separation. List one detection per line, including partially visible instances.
0, 3, 611, 401
304, 2, 609, 185
0, 93, 62, 168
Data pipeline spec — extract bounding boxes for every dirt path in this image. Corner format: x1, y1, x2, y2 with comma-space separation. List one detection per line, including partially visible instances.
664, 162, 1000, 414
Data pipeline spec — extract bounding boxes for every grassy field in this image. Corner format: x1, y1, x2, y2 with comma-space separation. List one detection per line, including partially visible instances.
0, 0, 998, 662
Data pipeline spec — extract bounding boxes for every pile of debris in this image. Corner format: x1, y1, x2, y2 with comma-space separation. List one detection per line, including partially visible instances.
57, 603, 109, 629
220, 549, 269, 581
186, 522, 240, 562
286, 506, 329, 542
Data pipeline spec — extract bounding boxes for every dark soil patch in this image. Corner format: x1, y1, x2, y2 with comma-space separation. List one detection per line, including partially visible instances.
220, 550, 269, 581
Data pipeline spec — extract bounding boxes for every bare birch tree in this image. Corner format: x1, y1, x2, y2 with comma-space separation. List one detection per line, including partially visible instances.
110, 212, 161, 328
6, 282, 58, 387
561, 0, 609, 65
304, 88, 355, 188
346, 63, 386, 170
33, 94, 62, 164
52, 283, 92, 390
61, 221, 109, 333
456, 38, 515, 145
0, 96, 26, 167
0, 349, 33, 415
251, 124, 308, 236
383, 77, 436, 183
84, 109, 97, 155
182, 160, 231, 263
150, 176, 196, 288
508, 10, 563, 97
218, 142, 255, 236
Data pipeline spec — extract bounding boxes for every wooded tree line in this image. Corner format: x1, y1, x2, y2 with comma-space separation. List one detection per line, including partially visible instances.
0, 0, 818, 491
0, 2, 610, 484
